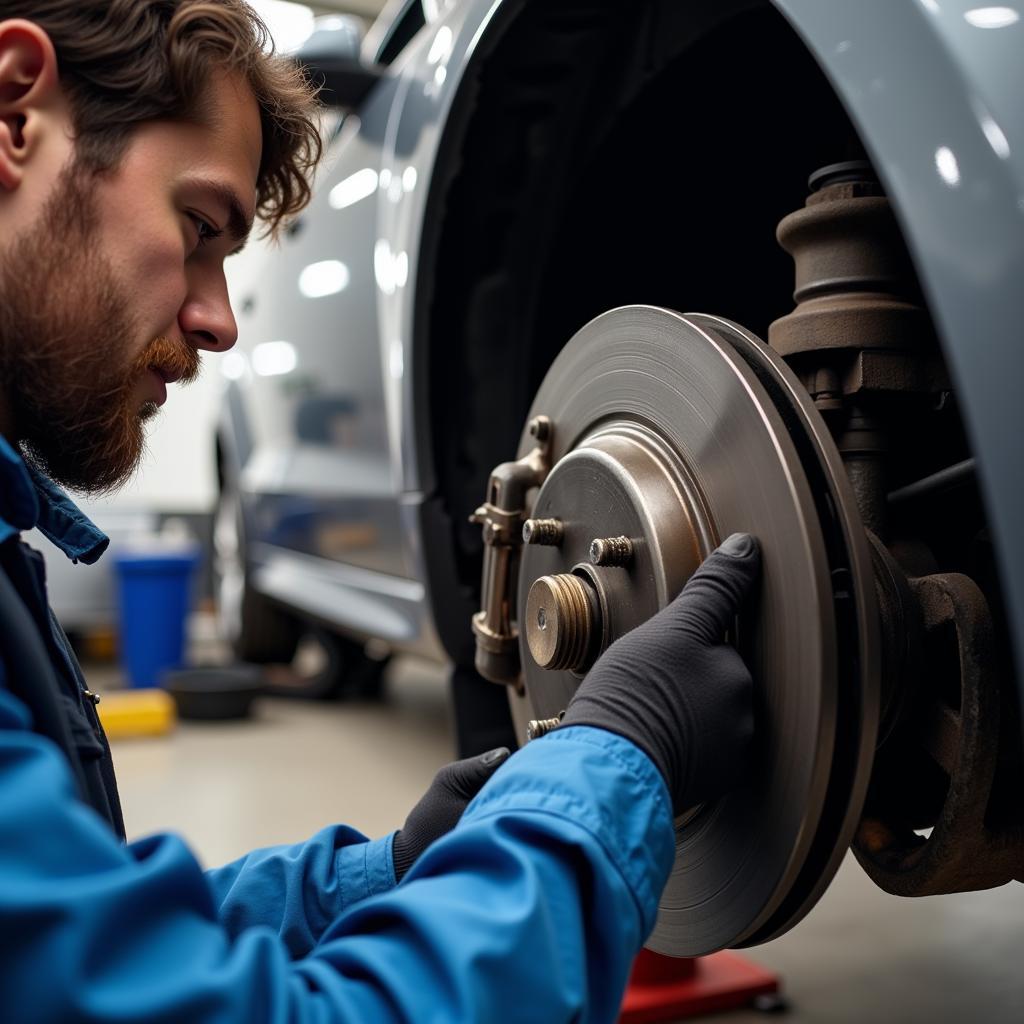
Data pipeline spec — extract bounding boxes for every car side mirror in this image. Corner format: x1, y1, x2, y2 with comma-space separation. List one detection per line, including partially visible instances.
296, 16, 383, 109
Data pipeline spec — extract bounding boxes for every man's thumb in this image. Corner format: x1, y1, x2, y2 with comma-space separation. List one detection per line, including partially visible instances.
445, 747, 511, 797
673, 533, 761, 643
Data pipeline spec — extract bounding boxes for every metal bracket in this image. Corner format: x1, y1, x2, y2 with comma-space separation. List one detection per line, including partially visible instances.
471, 416, 554, 686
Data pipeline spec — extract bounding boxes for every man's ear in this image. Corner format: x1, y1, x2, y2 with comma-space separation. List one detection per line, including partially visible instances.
0, 20, 61, 192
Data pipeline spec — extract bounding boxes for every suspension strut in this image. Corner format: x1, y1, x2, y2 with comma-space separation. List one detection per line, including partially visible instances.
772, 162, 1022, 895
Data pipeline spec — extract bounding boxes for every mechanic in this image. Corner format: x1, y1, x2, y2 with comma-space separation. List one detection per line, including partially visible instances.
0, 3, 760, 1020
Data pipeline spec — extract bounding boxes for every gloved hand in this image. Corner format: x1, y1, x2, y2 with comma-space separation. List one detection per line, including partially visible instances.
392, 746, 511, 880
561, 532, 760, 813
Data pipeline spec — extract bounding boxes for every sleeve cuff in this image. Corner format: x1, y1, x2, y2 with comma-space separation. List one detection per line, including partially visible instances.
336, 831, 396, 906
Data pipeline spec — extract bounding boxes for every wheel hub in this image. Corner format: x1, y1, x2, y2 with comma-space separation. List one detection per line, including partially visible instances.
519, 423, 709, 706
475, 305, 879, 956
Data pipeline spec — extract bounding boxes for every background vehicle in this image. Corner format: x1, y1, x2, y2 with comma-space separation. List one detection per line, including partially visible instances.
219, 0, 1023, 951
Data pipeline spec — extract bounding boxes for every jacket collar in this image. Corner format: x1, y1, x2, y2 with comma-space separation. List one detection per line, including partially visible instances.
0, 435, 109, 564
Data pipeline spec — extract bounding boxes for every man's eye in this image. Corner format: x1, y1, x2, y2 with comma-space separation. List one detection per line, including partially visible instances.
188, 213, 224, 248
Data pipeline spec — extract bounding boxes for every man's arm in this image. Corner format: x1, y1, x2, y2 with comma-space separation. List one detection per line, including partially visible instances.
0, 674, 671, 1023
206, 747, 510, 958
204, 825, 396, 958
300, 728, 675, 1020
0, 536, 756, 1022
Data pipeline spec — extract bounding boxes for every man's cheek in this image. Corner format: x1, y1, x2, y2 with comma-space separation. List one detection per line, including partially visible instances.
115, 239, 189, 343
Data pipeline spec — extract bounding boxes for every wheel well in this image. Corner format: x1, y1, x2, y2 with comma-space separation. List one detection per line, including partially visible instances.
415, 0, 866, 659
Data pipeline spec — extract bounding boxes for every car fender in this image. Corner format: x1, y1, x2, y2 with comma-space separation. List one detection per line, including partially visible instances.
377, 0, 1023, 676
773, 0, 1024, 684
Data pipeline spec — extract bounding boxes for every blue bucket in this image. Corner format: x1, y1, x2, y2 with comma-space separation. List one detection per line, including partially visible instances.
113, 547, 200, 689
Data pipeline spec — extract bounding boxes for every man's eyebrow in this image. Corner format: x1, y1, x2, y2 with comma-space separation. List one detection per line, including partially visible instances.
187, 177, 255, 252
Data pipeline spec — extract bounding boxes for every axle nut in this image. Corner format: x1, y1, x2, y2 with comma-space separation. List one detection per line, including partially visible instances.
525, 573, 599, 672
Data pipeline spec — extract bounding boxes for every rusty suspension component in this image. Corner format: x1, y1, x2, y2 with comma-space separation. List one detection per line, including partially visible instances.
774, 162, 1023, 895
769, 161, 947, 538
470, 416, 554, 686
855, 572, 1023, 894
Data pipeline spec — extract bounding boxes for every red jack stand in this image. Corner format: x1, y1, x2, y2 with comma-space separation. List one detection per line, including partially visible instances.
619, 948, 784, 1022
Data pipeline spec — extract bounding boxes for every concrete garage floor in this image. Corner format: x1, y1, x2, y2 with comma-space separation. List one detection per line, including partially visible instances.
94, 656, 1024, 1023
109, 658, 454, 863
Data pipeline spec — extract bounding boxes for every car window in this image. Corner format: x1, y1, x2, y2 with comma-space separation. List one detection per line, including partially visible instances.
377, 0, 427, 66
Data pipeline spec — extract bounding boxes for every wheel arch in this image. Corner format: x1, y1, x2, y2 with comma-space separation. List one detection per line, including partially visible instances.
412, 0, 871, 661
772, 0, 1024, 691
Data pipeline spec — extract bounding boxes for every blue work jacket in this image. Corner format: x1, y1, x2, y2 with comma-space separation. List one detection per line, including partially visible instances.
0, 438, 676, 1021
0, 437, 124, 836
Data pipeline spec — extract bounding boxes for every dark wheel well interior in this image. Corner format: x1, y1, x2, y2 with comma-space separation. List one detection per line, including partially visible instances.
415, 0, 868, 660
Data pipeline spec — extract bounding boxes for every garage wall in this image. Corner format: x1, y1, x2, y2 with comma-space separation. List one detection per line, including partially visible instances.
119, 362, 223, 513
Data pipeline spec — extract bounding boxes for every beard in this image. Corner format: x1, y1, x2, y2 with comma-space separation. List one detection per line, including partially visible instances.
0, 162, 200, 495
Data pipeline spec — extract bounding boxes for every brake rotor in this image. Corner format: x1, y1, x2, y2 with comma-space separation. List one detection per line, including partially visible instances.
508, 306, 879, 955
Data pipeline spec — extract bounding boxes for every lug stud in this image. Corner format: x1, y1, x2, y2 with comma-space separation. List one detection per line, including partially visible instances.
523, 518, 564, 546
526, 711, 565, 741
589, 536, 633, 567
528, 415, 552, 443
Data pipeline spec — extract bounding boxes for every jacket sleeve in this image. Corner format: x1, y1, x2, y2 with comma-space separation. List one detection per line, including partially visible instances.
205, 826, 396, 957
0, 659, 675, 1024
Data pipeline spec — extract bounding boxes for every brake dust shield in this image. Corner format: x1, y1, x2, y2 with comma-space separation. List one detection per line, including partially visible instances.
508, 307, 879, 956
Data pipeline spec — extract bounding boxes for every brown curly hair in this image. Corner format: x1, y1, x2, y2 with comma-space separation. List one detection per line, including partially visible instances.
6, 0, 322, 234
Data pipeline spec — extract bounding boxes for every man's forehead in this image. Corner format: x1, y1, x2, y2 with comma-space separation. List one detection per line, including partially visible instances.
192, 71, 263, 215
203, 71, 264, 188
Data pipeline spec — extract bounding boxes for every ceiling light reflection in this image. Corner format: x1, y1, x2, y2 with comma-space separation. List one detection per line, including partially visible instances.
329, 168, 379, 210
964, 6, 1020, 27
389, 339, 404, 380
375, 240, 397, 295
252, 341, 298, 377
220, 351, 248, 381
374, 241, 409, 295
427, 26, 454, 65
299, 260, 350, 298
980, 115, 1011, 159
935, 146, 961, 187
394, 251, 409, 289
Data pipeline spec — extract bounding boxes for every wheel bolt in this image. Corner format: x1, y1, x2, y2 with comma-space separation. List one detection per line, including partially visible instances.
528, 415, 552, 443
523, 518, 564, 546
589, 536, 633, 567
526, 712, 564, 741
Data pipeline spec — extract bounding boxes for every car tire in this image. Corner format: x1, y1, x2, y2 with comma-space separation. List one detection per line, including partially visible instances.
213, 475, 301, 665
214, 457, 390, 699
261, 627, 389, 702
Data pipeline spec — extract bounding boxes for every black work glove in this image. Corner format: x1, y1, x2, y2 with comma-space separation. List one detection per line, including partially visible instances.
561, 533, 760, 814
392, 746, 511, 880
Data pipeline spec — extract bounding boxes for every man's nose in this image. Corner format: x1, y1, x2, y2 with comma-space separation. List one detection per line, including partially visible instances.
178, 276, 238, 353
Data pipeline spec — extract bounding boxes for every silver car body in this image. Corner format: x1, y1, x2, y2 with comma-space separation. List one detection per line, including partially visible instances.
221, 0, 1024, 678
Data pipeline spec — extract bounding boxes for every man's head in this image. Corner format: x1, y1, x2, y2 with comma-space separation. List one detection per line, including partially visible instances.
0, 1, 321, 493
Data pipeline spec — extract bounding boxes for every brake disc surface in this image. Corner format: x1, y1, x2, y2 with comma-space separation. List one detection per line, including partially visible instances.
509, 306, 878, 955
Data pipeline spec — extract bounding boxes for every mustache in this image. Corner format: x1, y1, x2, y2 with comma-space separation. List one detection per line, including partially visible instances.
138, 335, 201, 385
